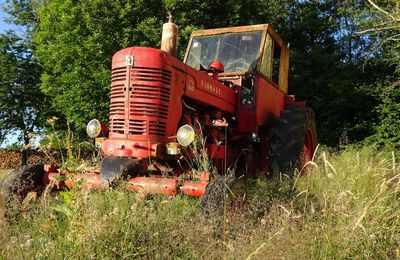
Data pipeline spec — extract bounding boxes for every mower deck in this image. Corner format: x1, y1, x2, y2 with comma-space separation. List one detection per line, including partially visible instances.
43, 164, 210, 197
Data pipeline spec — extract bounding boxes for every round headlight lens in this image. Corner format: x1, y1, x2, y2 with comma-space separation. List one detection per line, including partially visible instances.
176, 124, 195, 147
86, 119, 102, 138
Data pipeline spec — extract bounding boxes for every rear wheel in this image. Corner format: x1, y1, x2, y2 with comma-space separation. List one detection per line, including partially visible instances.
0, 164, 45, 219
269, 106, 317, 176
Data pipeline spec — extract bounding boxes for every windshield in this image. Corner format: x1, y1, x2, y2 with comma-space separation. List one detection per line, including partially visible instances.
186, 31, 264, 73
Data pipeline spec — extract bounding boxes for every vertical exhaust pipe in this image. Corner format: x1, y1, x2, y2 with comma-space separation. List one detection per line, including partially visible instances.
161, 13, 178, 57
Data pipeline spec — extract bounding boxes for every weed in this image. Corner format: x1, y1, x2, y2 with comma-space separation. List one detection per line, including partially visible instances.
40, 118, 102, 172
179, 126, 218, 177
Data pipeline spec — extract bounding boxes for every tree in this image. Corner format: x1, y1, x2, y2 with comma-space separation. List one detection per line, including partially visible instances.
0, 31, 45, 164
282, 0, 373, 145
357, 0, 400, 146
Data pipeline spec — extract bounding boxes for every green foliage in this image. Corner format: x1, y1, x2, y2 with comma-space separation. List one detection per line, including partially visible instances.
4, 0, 36, 23
356, 0, 400, 147
0, 31, 44, 146
283, 1, 372, 145
167, 0, 291, 58
35, 1, 159, 133
50, 191, 73, 219
30, 0, 193, 135
369, 86, 400, 146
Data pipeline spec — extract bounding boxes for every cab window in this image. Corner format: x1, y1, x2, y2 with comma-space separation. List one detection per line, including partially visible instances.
186, 31, 263, 73
260, 34, 273, 78
260, 33, 281, 86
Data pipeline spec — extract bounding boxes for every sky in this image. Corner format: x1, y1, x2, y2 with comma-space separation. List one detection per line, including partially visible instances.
0, 0, 13, 32
0, 0, 24, 34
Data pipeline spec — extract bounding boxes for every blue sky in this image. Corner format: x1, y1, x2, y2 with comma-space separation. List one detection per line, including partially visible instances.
0, 0, 22, 34
0, 0, 12, 32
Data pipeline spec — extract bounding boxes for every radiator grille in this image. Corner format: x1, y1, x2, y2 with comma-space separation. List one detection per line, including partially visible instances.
110, 118, 125, 134
109, 65, 171, 136
127, 120, 168, 136
131, 66, 172, 85
110, 67, 126, 116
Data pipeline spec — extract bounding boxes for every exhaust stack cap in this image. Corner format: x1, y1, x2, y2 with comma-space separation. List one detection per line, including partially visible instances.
161, 12, 178, 57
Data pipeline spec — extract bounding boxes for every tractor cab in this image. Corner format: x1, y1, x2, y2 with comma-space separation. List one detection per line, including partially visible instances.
184, 24, 289, 93
185, 25, 290, 132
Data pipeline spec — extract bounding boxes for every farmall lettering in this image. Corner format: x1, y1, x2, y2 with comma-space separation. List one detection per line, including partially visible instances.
187, 79, 195, 92
201, 80, 221, 95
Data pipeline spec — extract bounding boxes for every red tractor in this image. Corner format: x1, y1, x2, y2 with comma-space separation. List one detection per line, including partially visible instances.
1, 17, 316, 217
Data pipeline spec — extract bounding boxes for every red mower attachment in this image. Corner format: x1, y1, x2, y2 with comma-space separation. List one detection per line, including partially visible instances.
129, 171, 209, 197
42, 164, 211, 197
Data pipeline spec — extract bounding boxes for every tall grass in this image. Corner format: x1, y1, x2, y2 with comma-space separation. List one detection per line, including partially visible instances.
0, 146, 399, 259
292, 146, 400, 259
40, 118, 101, 172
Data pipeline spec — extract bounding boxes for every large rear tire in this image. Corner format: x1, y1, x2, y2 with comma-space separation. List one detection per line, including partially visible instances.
269, 106, 317, 176
0, 164, 45, 219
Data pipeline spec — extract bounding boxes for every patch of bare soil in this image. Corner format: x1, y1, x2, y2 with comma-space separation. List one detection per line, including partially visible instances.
0, 150, 47, 169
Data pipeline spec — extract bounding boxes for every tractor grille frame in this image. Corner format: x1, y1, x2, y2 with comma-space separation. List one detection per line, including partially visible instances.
109, 65, 172, 137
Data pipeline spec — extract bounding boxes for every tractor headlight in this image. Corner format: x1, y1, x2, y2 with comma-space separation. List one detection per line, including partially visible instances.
176, 125, 195, 147
86, 119, 102, 138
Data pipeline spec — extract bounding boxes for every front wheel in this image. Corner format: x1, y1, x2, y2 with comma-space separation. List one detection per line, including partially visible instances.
269, 106, 317, 176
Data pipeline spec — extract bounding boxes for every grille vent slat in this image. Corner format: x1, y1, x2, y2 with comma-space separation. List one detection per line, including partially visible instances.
111, 67, 126, 83
111, 83, 125, 99
110, 118, 125, 134
109, 65, 171, 136
132, 66, 172, 85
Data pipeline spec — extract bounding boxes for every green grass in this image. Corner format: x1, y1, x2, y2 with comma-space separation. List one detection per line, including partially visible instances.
0, 146, 399, 259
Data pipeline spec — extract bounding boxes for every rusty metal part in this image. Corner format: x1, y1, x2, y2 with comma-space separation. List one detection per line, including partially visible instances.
128, 171, 210, 197
43, 164, 211, 197
190, 24, 268, 37
43, 172, 105, 190
129, 177, 179, 196
181, 171, 210, 196
181, 181, 208, 197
